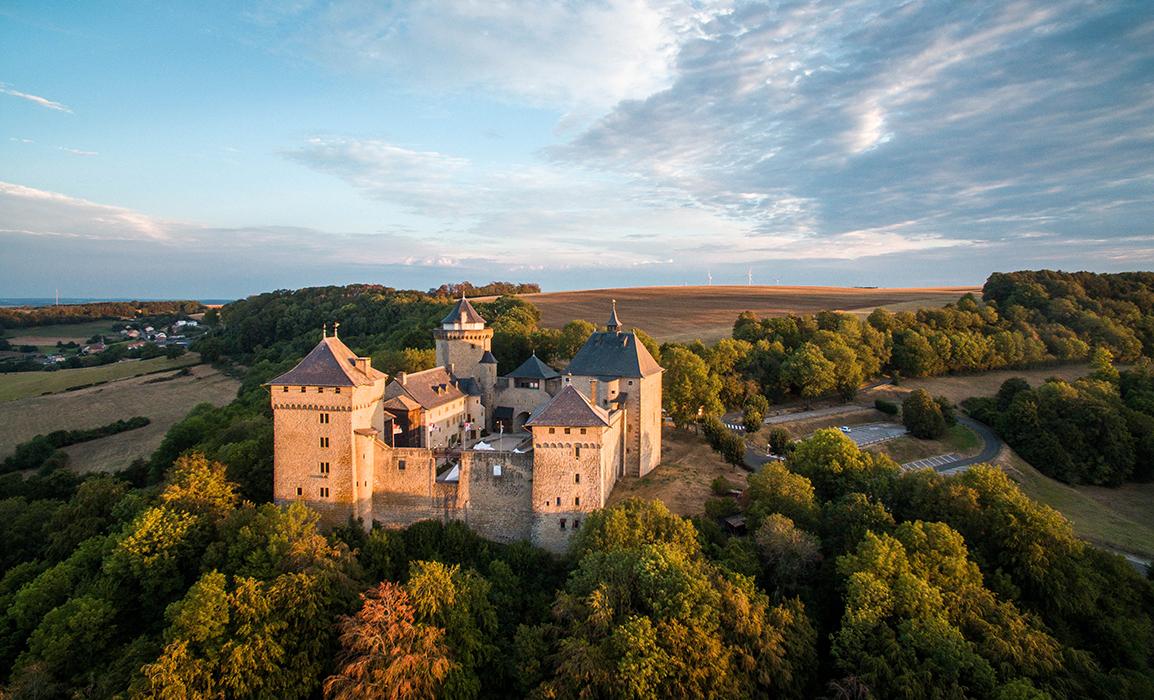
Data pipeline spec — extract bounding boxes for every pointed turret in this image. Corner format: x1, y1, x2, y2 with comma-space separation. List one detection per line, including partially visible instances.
606, 299, 621, 333
441, 295, 487, 328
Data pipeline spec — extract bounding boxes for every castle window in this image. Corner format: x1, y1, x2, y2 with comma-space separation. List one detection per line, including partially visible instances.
320, 437, 329, 448
559, 518, 567, 530
549, 428, 555, 434
575, 446, 581, 458
300, 387, 306, 393
580, 428, 586, 435
320, 462, 330, 475
398, 459, 406, 471
318, 387, 324, 393
628, 380, 633, 386
574, 519, 581, 529
320, 487, 329, 497
335, 387, 341, 394
556, 497, 561, 506
492, 464, 502, 477
575, 496, 580, 506
296, 487, 302, 496
320, 413, 330, 424
282, 386, 288, 392
575, 473, 580, 484
564, 428, 571, 435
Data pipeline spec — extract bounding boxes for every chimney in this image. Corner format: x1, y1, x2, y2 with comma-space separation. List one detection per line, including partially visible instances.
398, 371, 407, 385
356, 357, 370, 376
590, 379, 598, 405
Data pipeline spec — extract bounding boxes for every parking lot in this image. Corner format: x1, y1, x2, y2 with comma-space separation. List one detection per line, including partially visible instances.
838, 422, 907, 447
902, 453, 960, 471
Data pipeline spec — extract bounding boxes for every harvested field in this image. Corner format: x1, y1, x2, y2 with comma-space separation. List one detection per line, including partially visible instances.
0, 355, 201, 402
505, 285, 979, 343
862, 363, 1092, 406
607, 426, 749, 516
0, 364, 239, 473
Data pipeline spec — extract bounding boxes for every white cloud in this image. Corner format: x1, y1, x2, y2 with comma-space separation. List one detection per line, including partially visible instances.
251, 0, 728, 109
0, 85, 72, 113
59, 147, 98, 157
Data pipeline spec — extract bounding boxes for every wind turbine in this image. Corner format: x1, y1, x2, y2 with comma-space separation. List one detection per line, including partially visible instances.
747, 268, 753, 286
707, 270, 713, 286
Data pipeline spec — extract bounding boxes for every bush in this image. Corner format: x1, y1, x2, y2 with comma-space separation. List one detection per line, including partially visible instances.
874, 399, 898, 415
902, 389, 947, 439
711, 475, 736, 496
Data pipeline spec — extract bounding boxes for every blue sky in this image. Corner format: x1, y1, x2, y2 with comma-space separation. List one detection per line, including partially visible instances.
2, 1, 1153, 298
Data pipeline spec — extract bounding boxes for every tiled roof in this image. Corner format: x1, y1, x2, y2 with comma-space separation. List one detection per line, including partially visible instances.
506, 353, 559, 380
479, 350, 498, 364
525, 385, 609, 428
456, 376, 483, 397
383, 394, 421, 412
385, 366, 465, 410
268, 336, 386, 387
564, 330, 662, 379
441, 297, 486, 325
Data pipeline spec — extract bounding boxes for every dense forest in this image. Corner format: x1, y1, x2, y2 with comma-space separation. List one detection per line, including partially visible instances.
2, 271, 1153, 697
0, 301, 206, 330
963, 357, 1154, 485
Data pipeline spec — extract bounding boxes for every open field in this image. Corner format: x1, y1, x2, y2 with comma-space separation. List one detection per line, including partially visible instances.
997, 447, 1154, 559
0, 363, 239, 473
608, 426, 748, 516
0, 355, 201, 402
862, 363, 1093, 405
508, 285, 979, 343
3, 320, 124, 346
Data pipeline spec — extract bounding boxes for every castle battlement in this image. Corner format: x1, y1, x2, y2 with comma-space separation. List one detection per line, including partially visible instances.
269, 299, 662, 552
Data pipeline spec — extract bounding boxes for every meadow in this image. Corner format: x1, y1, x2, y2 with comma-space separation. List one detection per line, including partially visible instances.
0, 354, 201, 402
0, 362, 239, 473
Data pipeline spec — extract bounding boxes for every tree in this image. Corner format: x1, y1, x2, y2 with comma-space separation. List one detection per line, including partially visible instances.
743, 462, 818, 530
767, 427, 793, 455
903, 389, 947, 439
1090, 346, 1120, 383
743, 394, 770, 433
556, 320, 596, 360
325, 582, 455, 700
662, 346, 723, 428
780, 343, 835, 405
754, 514, 822, 592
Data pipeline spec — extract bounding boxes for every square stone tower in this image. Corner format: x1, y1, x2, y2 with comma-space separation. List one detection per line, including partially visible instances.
267, 332, 387, 527
433, 295, 493, 380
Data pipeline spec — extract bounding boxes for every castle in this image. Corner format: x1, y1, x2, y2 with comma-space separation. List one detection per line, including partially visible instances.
268, 299, 663, 552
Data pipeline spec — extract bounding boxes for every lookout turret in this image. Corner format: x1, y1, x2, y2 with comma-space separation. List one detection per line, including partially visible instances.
433, 294, 494, 379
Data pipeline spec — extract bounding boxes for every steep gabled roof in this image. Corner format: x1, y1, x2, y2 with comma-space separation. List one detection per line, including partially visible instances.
441, 297, 486, 325
268, 336, 386, 387
525, 385, 609, 428
564, 330, 662, 379
385, 366, 465, 410
506, 353, 559, 380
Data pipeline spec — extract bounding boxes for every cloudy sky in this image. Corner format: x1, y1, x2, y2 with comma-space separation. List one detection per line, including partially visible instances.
2, 1, 1152, 299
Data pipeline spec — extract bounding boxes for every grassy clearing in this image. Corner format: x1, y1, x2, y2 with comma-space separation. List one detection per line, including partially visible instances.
862, 363, 1093, 406
4, 320, 124, 346
0, 363, 239, 473
0, 355, 201, 402
869, 424, 980, 463
997, 449, 1154, 559
608, 426, 748, 516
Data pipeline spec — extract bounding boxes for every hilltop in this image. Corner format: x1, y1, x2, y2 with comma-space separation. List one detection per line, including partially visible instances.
490, 284, 979, 342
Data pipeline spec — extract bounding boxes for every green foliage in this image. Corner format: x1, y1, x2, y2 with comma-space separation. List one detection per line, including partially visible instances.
743, 393, 769, 432
662, 346, 723, 427
743, 462, 818, 530
787, 429, 900, 502
767, 427, 793, 455
903, 388, 948, 439
700, 415, 747, 466
874, 398, 898, 415
780, 342, 836, 403
710, 475, 736, 496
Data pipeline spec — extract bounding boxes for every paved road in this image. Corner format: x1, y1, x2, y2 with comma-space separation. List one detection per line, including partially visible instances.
844, 422, 907, 447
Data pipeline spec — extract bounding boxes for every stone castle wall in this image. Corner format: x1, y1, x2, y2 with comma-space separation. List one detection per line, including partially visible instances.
434, 328, 493, 378
459, 451, 534, 543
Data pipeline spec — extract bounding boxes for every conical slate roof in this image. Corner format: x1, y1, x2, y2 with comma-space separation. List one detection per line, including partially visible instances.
441, 296, 486, 325
268, 336, 385, 387
479, 350, 498, 364
506, 353, 559, 379
525, 385, 609, 427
